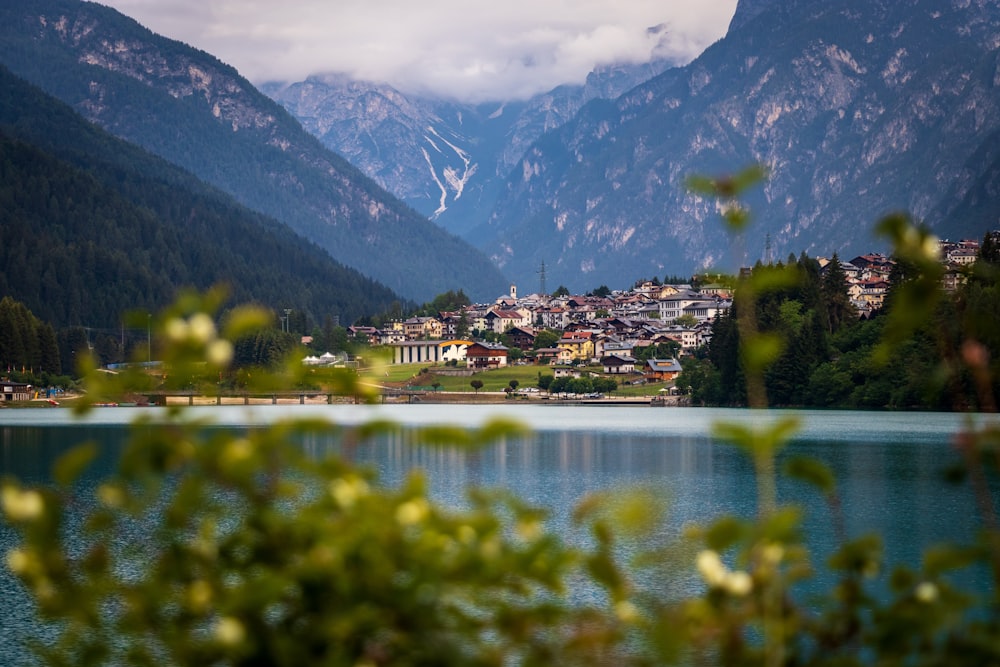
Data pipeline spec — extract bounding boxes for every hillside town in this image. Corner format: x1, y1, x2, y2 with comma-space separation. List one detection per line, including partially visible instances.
314, 239, 984, 383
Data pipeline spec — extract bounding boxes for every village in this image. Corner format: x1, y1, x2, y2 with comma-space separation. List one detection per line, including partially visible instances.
301, 239, 983, 396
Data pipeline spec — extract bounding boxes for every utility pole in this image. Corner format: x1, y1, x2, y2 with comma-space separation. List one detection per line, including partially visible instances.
283, 309, 292, 333
537, 260, 547, 297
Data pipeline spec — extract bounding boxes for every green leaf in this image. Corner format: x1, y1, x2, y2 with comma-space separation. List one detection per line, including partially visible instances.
54, 443, 98, 487
742, 332, 784, 375
923, 544, 980, 577
705, 515, 747, 552
783, 456, 836, 495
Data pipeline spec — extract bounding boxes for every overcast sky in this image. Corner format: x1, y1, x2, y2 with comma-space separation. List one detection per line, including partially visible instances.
100, 0, 738, 101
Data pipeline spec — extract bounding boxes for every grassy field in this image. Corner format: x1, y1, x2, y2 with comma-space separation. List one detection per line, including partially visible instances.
360, 361, 670, 397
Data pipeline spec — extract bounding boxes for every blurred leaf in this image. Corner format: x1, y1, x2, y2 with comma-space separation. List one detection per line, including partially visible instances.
742, 332, 784, 375
829, 533, 882, 574
53, 443, 98, 488
705, 516, 747, 552
923, 544, 980, 578
713, 417, 800, 460
783, 456, 836, 495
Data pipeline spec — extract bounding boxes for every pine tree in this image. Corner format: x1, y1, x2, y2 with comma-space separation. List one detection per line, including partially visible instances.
821, 253, 857, 333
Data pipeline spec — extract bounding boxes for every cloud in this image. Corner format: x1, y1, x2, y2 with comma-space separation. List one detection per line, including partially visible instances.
102, 0, 738, 101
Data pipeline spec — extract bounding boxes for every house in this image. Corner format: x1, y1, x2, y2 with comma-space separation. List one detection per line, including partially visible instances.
645, 358, 683, 382
660, 325, 698, 351
557, 331, 595, 361
506, 326, 536, 350
601, 353, 637, 375
402, 317, 443, 340
1, 381, 31, 402
348, 326, 379, 344
375, 328, 406, 346
946, 247, 977, 266
533, 347, 565, 365
466, 342, 508, 370
535, 306, 569, 329
484, 309, 527, 334
857, 279, 890, 308
597, 335, 634, 360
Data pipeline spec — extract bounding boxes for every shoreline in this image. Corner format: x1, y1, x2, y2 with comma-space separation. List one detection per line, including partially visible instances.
1, 393, 683, 408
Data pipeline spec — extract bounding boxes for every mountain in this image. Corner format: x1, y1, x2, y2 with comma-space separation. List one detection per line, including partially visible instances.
261, 60, 675, 239
0, 64, 406, 329
0, 0, 508, 302
477, 0, 1000, 290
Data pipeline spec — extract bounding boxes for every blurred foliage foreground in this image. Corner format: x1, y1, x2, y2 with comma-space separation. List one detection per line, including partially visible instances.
5, 176, 1000, 665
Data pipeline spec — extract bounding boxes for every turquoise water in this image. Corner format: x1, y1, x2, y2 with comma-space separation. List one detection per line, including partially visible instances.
0, 405, 995, 662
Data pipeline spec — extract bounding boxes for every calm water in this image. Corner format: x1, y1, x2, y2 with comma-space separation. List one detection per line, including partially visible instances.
1, 404, 996, 662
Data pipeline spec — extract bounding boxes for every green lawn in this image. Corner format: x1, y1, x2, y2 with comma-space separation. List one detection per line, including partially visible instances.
363, 360, 669, 396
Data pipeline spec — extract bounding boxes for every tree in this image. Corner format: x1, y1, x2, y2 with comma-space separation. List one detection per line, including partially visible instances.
593, 377, 617, 394
537, 373, 553, 391
549, 376, 569, 394
533, 329, 560, 350
508, 380, 519, 392
566, 377, 593, 395
980, 230, 1000, 264
821, 252, 857, 333
590, 285, 611, 297
455, 310, 470, 339
551, 285, 570, 298
674, 314, 698, 328
470, 379, 483, 394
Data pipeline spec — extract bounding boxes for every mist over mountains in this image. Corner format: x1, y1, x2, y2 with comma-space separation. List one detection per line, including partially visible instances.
0, 0, 508, 303
267, 0, 1000, 292
2, 0, 998, 303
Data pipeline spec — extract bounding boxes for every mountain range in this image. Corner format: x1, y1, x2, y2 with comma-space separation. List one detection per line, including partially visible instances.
3, 0, 998, 301
260, 59, 675, 239
0, 63, 405, 329
265, 0, 1000, 292
0, 0, 509, 303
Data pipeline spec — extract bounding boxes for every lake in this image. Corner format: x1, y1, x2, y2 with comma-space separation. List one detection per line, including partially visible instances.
1, 404, 995, 662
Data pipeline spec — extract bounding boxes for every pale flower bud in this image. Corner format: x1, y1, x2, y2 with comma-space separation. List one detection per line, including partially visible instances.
725, 571, 753, 596
2, 486, 45, 521
164, 317, 189, 342
329, 477, 369, 508
6, 548, 33, 575
187, 580, 213, 613
696, 550, 728, 588
760, 543, 785, 566
221, 438, 254, 469
206, 339, 234, 367
97, 484, 125, 509
615, 600, 640, 622
921, 235, 941, 261
395, 499, 429, 526
214, 617, 246, 646
188, 313, 217, 344
915, 581, 938, 603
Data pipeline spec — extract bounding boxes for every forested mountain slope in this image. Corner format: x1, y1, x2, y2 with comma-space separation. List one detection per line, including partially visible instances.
0, 0, 508, 301
0, 65, 407, 328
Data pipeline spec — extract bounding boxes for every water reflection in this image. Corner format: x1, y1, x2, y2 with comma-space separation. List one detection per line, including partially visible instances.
0, 408, 992, 663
